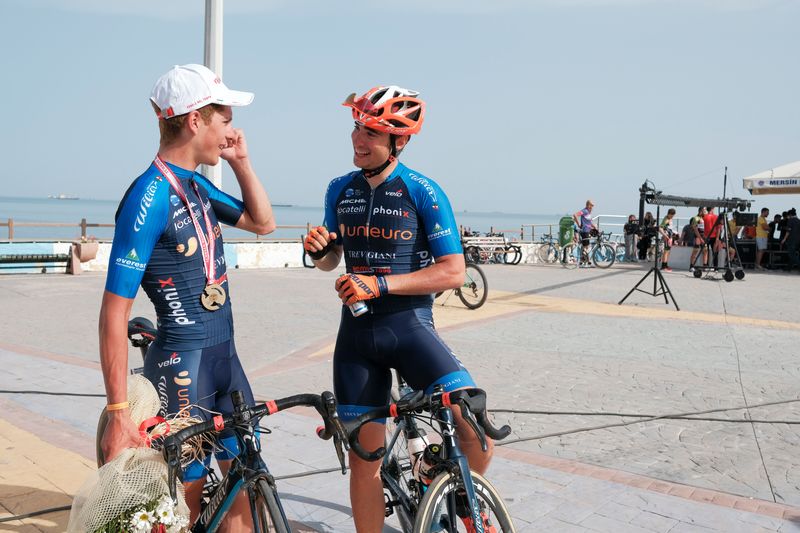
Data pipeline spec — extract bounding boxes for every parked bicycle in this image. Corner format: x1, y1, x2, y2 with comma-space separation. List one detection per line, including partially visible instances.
344, 373, 515, 532
561, 230, 616, 269
463, 232, 521, 265
536, 233, 562, 264
436, 262, 488, 309
96, 318, 349, 532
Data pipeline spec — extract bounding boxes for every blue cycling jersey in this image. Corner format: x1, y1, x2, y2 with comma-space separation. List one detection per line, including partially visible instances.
105, 161, 245, 350
322, 162, 462, 313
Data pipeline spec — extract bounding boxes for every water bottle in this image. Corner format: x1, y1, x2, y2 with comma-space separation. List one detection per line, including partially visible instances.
406, 429, 429, 481
349, 300, 369, 317
418, 443, 443, 484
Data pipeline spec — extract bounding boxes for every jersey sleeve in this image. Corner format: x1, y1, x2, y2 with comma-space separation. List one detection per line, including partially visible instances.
407, 173, 462, 258
105, 176, 170, 298
193, 174, 246, 227
322, 174, 354, 245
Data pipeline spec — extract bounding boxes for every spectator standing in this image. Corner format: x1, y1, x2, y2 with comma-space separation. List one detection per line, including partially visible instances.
623, 214, 639, 263
659, 208, 676, 272
689, 206, 707, 270
703, 206, 720, 268
755, 207, 770, 269
637, 211, 655, 260
781, 208, 800, 271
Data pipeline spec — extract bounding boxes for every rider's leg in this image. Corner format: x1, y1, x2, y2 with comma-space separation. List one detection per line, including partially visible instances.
217, 459, 254, 532
453, 402, 494, 474
348, 422, 387, 533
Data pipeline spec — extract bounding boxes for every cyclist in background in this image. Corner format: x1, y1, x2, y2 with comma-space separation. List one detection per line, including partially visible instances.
573, 200, 596, 262
303, 86, 494, 532
99, 64, 275, 528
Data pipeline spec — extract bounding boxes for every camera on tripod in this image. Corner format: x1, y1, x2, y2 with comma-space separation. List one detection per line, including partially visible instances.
734, 212, 757, 226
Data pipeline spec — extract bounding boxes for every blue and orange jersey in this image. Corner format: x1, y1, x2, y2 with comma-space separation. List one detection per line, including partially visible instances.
323, 162, 462, 313
105, 161, 245, 350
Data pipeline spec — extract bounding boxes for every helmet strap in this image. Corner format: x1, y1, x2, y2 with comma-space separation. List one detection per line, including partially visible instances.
363, 155, 395, 179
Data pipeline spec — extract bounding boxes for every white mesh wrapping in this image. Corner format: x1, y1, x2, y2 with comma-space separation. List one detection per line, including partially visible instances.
68, 375, 189, 532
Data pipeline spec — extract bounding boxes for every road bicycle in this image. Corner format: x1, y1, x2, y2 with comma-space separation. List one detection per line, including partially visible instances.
463, 233, 521, 265
344, 374, 515, 532
435, 262, 488, 309
96, 318, 349, 532
536, 233, 561, 264
561, 230, 616, 269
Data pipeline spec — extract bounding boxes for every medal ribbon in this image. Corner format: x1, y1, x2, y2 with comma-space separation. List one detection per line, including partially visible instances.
153, 156, 224, 285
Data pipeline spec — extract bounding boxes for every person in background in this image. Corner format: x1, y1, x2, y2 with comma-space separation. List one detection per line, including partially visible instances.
703, 206, 720, 268
623, 214, 639, 263
659, 208, 676, 272
768, 213, 781, 244
689, 206, 707, 270
781, 208, 800, 271
755, 207, 770, 270
637, 211, 655, 261
573, 200, 596, 263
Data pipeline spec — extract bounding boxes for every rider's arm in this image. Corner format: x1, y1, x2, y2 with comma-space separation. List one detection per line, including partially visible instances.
573, 210, 582, 228
314, 242, 344, 271
309, 175, 352, 270
384, 252, 464, 294
99, 291, 135, 408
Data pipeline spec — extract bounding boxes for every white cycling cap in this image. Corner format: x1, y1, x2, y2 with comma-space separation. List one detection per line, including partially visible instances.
150, 64, 254, 119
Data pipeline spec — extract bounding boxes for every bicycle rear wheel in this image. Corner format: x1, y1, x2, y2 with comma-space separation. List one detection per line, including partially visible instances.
457, 264, 488, 309
251, 477, 290, 533
414, 470, 516, 532
537, 243, 558, 264
591, 243, 616, 268
382, 421, 416, 532
464, 246, 481, 264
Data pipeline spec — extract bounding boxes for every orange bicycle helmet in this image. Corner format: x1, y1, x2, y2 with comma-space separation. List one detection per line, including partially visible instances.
343, 86, 425, 135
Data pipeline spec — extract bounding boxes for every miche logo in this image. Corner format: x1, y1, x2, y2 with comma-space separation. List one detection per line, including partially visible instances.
340, 198, 366, 205
385, 189, 403, 198
157, 285, 196, 325
173, 200, 211, 232
173, 201, 197, 219
372, 205, 409, 218
158, 352, 182, 368
339, 224, 413, 241
134, 179, 159, 232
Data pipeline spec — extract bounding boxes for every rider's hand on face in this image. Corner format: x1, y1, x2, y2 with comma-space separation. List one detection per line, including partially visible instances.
220, 128, 248, 162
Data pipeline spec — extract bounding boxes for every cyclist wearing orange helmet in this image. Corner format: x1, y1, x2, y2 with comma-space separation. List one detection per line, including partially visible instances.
304, 85, 494, 532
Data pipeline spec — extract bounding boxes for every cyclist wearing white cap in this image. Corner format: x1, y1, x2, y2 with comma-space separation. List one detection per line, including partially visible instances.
99, 64, 275, 528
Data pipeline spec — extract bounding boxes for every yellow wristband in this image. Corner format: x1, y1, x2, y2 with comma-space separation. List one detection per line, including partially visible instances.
106, 401, 129, 412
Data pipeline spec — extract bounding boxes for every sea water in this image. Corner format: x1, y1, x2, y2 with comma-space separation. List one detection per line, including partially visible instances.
0, 196, 567, 242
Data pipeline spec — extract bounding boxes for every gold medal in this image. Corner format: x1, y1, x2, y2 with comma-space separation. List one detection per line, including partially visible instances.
201, 283, 227, 311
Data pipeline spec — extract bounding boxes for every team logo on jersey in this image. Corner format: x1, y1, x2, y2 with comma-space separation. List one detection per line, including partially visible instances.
428, 223, 453, 241
114, 248, 145, 271
169, 194, 180, 207
157, 284, 196, 325
339, 223, 413, 241
345, 188, 355, 198
338, 205, 366, 215
133, 179, 159, 232
176, 237, 198, 257
385, 189, 403, 198
158, 352, 182, 368
372, 205, 409, 218
175, 370, 193, 412
410, 175, 438, 202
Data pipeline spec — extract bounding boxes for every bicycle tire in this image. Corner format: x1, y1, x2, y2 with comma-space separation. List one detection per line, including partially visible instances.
561, 243, 581, 269
414, 470, 516, 533
251, 477, 290, 533
537, 243, 558, 264
464, 246, 481, 264
510, 245, 522, 265
592, 243, 616, 269
457, 264, 488, 309
492, 247, 507, 264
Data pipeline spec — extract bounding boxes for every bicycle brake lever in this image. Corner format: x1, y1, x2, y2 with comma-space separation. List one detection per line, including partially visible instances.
458, 401, 488, 452
333, 433, 347, 475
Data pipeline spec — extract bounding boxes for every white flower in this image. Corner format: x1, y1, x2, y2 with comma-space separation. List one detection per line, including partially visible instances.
167, 514, 190, 533
155, 499, 176, 525
129, 508, 157, 532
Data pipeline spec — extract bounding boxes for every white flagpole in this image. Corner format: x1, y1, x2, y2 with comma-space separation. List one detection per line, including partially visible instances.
201, 0, 224, 188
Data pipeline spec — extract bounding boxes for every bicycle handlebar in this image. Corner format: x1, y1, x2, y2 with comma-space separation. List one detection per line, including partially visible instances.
345, 388, 511, 462
161, 390, 349, 499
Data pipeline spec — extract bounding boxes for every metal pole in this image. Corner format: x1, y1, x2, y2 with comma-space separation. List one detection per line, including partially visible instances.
201, 0, 224, 189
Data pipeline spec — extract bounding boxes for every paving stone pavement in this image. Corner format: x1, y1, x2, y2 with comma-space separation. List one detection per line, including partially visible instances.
1, 262, 800, 531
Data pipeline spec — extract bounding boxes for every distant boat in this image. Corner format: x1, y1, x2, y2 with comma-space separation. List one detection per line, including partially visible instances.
48, 194, 79, 200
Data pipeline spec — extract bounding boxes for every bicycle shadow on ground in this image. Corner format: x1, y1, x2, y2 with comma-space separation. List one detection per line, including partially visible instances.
0, 485, 70, 532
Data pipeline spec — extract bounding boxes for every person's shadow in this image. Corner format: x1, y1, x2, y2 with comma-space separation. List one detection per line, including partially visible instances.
0, 485, 71, 532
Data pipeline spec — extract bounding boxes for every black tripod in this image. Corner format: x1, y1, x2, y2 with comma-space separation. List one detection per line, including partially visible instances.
619, 205, 679, 310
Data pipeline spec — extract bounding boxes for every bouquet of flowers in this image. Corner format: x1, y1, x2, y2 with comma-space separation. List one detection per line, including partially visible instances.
97, 494, 189, 533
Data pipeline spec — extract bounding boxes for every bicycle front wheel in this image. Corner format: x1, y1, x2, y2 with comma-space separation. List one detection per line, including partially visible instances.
251, 477, 290, 533
382, 421, 416, 532
591, 243, 616, 269
414, 470, 516, 532
561, 243, 581, 269
457, 264, 488, 309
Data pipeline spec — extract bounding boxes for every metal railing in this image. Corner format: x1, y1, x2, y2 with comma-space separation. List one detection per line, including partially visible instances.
0, 218, 315, 242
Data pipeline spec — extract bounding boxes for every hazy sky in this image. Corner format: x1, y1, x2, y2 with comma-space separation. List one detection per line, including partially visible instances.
3, 0, 799, 218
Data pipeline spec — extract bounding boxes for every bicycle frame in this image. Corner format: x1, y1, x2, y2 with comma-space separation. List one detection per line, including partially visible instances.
191, 426, 288, 532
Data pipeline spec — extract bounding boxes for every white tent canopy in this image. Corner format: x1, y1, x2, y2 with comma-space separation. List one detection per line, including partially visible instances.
743, 160, 800, 195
